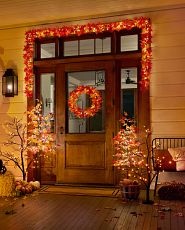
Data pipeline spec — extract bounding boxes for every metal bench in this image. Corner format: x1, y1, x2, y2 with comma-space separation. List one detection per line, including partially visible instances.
152, 137, 185, 196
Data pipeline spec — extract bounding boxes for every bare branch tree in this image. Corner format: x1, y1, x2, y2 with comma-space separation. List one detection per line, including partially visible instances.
0, 101, 56, 181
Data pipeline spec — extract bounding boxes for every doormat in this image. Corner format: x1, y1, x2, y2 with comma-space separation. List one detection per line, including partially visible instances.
39, 185, 120, 198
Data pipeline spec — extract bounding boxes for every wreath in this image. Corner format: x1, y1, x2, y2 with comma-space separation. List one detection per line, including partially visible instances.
68, 86, 102, 118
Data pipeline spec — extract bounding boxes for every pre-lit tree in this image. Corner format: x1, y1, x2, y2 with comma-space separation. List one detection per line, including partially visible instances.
0, 101, 55, 181
113, 112, 158, 203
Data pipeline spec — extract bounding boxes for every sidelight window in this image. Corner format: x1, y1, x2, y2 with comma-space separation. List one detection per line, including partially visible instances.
121, 67, 138, 119
40, 73, 55, 132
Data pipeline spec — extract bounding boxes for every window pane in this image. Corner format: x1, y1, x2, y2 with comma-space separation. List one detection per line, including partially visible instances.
80, 39, 94, 55
41, 43, 55, 58
64, 40, 78, 56
40, 73, 55, 132
67, 71, 105, 133
121, 68, 137, 118
95, 37, 111, 54
121, 34, 138, 52
64, 37, 111, 57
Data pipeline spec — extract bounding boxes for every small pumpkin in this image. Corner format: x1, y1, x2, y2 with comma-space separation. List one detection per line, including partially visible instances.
15, 184, 22, 191
21, 186, 26, 194
25, 185, 32, 194
29, 181, 40, 190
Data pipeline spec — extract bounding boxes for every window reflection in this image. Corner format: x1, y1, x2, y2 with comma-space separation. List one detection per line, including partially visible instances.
121, 34, 138, 52
95, 37, 111, 54
40, 73, 55, 132
41, 43, 55, 58
121, 68, 137, 119
64, 37, 111, 57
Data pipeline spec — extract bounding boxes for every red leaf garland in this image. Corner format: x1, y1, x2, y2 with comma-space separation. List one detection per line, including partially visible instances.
24, 17, 152, 97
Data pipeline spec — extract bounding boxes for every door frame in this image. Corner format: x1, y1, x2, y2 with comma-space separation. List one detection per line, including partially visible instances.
29, 58, 150, 184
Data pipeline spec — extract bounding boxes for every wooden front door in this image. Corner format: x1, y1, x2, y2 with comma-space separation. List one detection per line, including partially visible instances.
56, 61, 115, 185
31, 60, 146, 185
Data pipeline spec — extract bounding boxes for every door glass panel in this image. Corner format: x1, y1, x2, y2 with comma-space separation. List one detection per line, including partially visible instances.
40, 73, 55, 132
121, 34, 138, 52
64, 40, 78, 56
79, 39, 94, 55
95, 37, 111, 54
41, 43, 55, 58
67, 71, 105, 133
121, 68, 137, 118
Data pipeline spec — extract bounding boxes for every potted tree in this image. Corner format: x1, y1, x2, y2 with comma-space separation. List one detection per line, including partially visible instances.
113, 112, 157, 204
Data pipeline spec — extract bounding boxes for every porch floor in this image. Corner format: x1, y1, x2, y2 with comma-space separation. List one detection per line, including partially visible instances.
0, 189, 185, 230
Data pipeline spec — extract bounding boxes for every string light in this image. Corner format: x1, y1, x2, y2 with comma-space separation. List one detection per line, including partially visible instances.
24, 17, 152, 97
0, 101, 56, 180
113, 112, 159, 192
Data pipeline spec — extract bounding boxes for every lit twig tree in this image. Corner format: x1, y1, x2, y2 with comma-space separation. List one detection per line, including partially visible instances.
113, 113, 158, 204
0, 101, 55, 181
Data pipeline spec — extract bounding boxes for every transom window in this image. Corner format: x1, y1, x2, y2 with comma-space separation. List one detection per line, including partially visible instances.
34, 29, 141, 60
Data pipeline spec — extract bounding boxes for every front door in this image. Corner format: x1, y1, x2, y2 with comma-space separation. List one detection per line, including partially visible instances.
33, 61, 142, 185
56, 61, 115, 184
32, 59, 146, 185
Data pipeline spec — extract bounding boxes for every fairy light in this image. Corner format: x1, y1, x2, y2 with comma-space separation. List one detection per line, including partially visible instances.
113, 112, 158, 203
0, 101, 56, 180
24, 17, 152, 97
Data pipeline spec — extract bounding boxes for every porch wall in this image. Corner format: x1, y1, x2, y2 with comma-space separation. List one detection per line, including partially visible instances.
150, 7, 185, 185
0, 6, 185, 182
150, 7, 185, 137
0, 27, 27, 179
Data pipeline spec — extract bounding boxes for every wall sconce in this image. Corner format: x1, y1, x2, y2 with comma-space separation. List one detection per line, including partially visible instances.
2, 69, 18, 97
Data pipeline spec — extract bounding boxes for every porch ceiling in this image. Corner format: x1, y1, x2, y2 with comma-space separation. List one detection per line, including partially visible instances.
0, 0, 184, 29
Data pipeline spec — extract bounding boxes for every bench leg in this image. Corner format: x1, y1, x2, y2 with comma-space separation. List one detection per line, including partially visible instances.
154, 172, 159, 197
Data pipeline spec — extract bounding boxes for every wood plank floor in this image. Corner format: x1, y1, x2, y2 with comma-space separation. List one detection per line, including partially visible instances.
1, 191, 185, 230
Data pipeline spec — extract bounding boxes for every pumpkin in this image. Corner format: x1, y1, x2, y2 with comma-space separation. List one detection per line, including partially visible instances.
15, 180, 21, 186
22, 180, 28, 186
25, 185, 32, 194
120, 179, 133, 185
15, 184, 22, 191
133, 180, 139, 185
29, 181, 40, 190
21, 186, 26, 194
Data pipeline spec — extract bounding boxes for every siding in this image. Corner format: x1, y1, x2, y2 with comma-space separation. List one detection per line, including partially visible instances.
0, 27, 27, 179
150, 7, 185, 137
149, 8, 185, 185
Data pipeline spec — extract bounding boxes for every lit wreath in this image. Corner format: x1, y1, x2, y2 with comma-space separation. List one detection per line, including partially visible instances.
68, 86, 102, 118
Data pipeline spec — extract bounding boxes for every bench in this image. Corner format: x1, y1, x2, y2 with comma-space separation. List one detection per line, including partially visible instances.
152, 137, 185, 196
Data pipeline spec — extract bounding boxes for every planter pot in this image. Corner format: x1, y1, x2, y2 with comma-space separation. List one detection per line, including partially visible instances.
120, 184, 140, 200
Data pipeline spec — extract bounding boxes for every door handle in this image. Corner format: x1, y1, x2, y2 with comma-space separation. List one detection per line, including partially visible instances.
60, 126, 64, 134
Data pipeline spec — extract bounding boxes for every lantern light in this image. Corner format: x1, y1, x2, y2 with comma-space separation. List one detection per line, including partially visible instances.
2, 69, 18, 97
